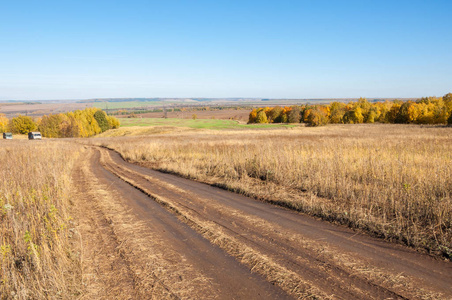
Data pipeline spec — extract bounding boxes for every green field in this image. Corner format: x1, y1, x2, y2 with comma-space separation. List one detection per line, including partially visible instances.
118, 118, 295, 129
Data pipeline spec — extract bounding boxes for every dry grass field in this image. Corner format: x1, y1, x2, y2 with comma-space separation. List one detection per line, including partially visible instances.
95, 124, 452, 258
2, 123, 451, 299
0, 140, 83, 298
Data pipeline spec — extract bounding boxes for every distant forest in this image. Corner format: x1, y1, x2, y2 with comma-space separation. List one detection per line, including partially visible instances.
248, 93, 452, 126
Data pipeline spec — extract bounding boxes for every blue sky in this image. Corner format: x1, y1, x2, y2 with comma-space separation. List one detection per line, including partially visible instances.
1, 0, 451, 100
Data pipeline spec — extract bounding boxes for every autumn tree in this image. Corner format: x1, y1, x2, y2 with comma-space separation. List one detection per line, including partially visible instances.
288, 106, 301, 123
385, 103, 401, 123
10, 115, 37, 134
356, 98, 371, 121
395, 101, 415, 123
39, 114, 67, 138
329, 102, 346, 123
60, 114, 80, 137
248, 109, 258, 123
280, 107, 291, 123
305, 107, 329, 126
268, 106, 283, 123
343, 107, 364, 124
0, 114, 8, 133
107, 116, 120, 129
255, 109, 268, 123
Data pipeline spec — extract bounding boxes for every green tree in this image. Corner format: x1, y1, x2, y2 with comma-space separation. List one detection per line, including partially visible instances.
94, 110, 110, 132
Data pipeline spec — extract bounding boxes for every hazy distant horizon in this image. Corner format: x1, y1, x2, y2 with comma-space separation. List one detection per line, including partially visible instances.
0, 96, 425, 103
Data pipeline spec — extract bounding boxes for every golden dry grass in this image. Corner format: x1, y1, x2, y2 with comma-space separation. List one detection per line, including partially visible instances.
0, 140, 83, 299
93, 124, 452, 258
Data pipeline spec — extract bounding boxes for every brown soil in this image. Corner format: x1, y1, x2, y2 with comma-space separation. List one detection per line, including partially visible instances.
74, 146, 452, 299
134, 108, 250, 121
73, 147, 289, 299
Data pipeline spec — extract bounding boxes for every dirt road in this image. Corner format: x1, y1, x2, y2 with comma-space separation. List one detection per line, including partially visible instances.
74, 146, 452, 299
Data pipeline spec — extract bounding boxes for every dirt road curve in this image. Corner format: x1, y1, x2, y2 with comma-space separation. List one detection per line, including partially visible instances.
75, 146, 452, 299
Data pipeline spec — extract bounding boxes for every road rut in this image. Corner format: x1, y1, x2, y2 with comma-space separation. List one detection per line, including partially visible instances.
90, 146, 452, 299
79, 147, 289, 299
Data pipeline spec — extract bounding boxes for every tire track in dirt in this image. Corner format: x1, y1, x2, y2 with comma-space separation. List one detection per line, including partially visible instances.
97, 146, 452, 300
72, 151, 139, 299
76, 147, 289, 299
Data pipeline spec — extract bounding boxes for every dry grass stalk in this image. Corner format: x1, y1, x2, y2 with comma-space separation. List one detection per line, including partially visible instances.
0, 141, 83, 299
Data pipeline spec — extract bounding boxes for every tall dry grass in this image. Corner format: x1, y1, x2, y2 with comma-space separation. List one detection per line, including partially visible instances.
0, 140, 83, 299
95, 124, 452, 258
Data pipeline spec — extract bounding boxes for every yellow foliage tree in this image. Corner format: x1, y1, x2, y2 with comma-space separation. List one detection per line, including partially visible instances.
255, 109, 268, 123
107, 116, 120, 129
248, 109, 258, 123
10, 115, 37, 134
0, 114, 8, 133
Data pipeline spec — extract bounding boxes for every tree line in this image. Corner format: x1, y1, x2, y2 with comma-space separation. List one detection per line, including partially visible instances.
248, 93, 452, 126
0, 108, 120, 137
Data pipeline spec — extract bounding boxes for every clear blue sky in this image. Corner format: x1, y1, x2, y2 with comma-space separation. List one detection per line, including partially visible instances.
1, 0, 451, 100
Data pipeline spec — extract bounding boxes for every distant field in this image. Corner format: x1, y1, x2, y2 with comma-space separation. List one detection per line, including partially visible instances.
0, 102, 90, 117
137, 108, 251, 122
118, 117, 295, 129
93, 101, 165, 109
